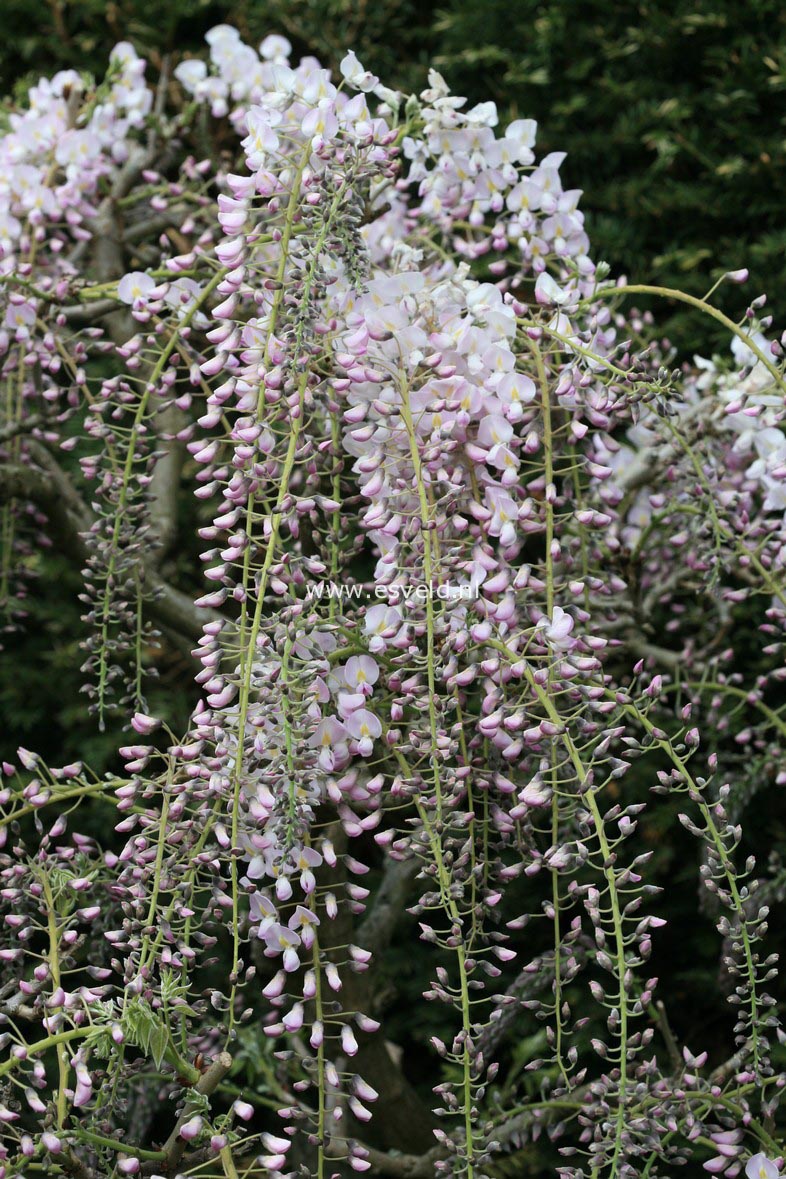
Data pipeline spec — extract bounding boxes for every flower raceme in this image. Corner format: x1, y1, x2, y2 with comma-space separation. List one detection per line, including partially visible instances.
0, 21, 784, 1179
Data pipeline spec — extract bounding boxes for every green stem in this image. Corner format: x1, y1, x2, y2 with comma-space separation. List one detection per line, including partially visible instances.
398, 373, 476, 1175
527, 336, 571, 1088
0, 1028, 87, 1081
621, 700, 762, 1073
593, 283, 786, 397
40, 874, 69, 1128
73, 1131, 165, 1162
519, 662, 630, 1178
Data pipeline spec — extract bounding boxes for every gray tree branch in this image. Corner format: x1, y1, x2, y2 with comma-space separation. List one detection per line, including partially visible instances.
0, 453, 224, 643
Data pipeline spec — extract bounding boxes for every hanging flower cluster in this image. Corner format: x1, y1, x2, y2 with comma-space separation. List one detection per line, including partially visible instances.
0, 24, 785, 1179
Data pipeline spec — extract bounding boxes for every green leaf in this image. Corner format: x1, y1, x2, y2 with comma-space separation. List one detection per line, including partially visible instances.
149, 1021, 170, 1070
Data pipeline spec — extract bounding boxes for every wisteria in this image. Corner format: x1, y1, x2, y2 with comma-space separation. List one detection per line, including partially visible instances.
0, 23, 785, 1179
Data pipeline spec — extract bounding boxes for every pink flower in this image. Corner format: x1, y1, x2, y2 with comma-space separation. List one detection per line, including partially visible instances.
4, 299, 36, 337
516, 776, 551, 809
288, 904, 320, 947
73, 1059, 93, 1107
179, 1115, 203, 1141
248, 891, 277, 935
291, 845, 322, 894
341, 1024, 359, 1056
261, 1133, 292, 1155
131, 712, 161, 735
363, 604, 403, 654
282, 1002, 304, 1032
486, 486, 518, 547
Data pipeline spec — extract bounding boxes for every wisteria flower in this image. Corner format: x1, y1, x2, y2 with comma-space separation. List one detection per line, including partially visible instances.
291, 845, 322, 894
340, 50, 379, 93
117, 271, 156, 307
2, 21, 785, 1179
345, 709, 382, 756
343, 655, 379, 695
746, 1156, 780, 1179
263, 924, 302, 972
363, 603, 401, 652
309, 716, 350, 771
538, 605, 576, 651
288, 904, 320, 949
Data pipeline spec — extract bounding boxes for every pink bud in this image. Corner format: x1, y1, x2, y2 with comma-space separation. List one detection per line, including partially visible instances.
131, 712, 161, 735
261, 1133, 291, 1155
179, 1115, 203, 1141
341, 1025, 359, 1056
355, 1012, 380, 1033
352, 1077, 379, 1102
263, 970, 286, 999
76, 906, 101, 921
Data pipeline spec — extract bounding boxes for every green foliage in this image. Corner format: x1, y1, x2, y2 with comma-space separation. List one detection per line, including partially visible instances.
0, 0, 220, 92
123, 996, 172, 1069
238, 0, 439, 88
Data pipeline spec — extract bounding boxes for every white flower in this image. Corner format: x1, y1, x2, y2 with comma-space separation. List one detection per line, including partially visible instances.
534, 271, 572, 307
506, 117, 537, 160
259, 34, 292, 61
340, 50, 379, 93
423, 69, 450, 100
173, 59, 207, 92
745, 1153, 779, 1179
466, 101, 498, 127
731, 329, 768, 372
117, 271, 155, 306
538, 606, 575, 651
